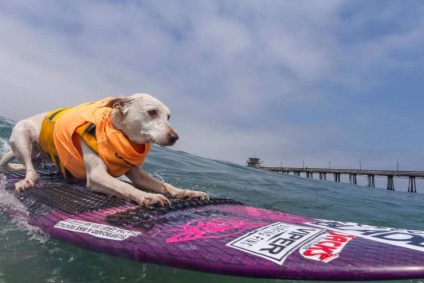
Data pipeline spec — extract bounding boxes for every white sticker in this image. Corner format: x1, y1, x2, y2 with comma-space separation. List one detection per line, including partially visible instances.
226, 222, 323, 265
308, 220, 424, 253
54, 219, 140, 241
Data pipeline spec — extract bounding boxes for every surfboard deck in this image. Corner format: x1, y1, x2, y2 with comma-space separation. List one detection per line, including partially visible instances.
1, 169, 424, 281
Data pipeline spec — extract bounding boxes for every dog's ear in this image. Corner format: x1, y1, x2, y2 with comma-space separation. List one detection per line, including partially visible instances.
106, 97, 132, 115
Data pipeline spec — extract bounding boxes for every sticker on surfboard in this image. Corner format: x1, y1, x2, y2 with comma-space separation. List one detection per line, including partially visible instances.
226, 222, 323, 265
299, 231, 355, 263
55, 219, 140, 241
308, 220, 424, 253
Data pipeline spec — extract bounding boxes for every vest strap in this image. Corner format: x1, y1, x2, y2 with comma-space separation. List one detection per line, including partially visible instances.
75, 122, 99, 154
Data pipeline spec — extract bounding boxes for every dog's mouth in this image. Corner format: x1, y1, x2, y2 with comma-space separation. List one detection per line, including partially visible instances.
159, 138, 178, 147
144, 133, 178, 147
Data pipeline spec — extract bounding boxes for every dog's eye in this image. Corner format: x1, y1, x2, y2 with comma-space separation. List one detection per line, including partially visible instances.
167, 115, 170, 121
148, 110, 158, 118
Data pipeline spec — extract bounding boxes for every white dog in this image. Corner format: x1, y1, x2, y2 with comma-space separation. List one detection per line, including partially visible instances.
0, 93, 208, 206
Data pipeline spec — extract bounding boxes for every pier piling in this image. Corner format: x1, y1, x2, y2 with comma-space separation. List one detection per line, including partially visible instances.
408, 176, 417, 193
387, 175, 395, 191
334, 173, 341, 182
367, 175, 375, 187
349, 174, 357, 185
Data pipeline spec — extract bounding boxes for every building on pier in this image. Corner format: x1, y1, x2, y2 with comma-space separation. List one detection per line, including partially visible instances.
246, 157, 261, 168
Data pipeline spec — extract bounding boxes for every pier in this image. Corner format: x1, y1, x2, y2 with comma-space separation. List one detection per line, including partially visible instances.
246, 157, 424, 192
262, 166, 423, 193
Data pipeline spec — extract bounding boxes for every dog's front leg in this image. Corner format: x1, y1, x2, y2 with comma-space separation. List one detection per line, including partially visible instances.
126, 167, 209, 200
80, 140, 169, 206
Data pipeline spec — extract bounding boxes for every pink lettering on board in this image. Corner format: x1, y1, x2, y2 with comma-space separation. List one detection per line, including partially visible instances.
245, 207, 307, 223
166, 218, 265, 243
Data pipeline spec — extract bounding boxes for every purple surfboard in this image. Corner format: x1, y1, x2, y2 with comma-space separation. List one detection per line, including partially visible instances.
1, 169, 424, 281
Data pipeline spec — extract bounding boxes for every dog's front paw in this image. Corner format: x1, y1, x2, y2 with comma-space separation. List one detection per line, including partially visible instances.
15, 179, 36, 192
136, 192, 171, 207
15, 171, 39, 192
171, 189, 209, 200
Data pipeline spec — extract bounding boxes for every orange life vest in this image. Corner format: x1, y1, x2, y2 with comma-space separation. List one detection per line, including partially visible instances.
38, 97, 151, 179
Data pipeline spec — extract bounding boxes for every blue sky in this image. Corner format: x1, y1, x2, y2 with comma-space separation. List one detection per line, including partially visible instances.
0, 0, 424, 170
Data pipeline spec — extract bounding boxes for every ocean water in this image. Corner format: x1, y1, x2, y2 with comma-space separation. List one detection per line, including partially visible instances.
0, 116, 423, 283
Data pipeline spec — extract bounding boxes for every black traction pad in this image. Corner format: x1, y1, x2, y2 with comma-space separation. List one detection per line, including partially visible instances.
15, 184, 126, 215
106, 198, 244, 229
2, 169, 125, 214
2, 169, 243, 217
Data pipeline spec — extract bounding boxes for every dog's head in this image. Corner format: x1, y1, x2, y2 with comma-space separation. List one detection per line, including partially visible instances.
109, 93, 179, 146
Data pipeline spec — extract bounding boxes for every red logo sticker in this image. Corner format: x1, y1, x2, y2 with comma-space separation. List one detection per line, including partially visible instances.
300, 231, 355, 263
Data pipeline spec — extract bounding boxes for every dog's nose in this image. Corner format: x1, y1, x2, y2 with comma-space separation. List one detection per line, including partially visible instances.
168, 132, 179, 145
